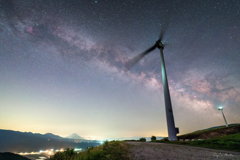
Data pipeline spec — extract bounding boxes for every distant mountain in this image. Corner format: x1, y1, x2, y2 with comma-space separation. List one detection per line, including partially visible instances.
43, 133, 62, 139
0, 130, 100, 152
65, 133, 84, 139
0, 152, 30, 160
0, 129, 63, 142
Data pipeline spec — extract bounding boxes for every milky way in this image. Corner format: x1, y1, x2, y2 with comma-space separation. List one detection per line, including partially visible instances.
0, 0, 240, 139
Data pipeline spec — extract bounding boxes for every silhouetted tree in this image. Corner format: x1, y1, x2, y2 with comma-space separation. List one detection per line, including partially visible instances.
49, 148, 76, 160
151, 136, 156, 141
139, 137, 146, 142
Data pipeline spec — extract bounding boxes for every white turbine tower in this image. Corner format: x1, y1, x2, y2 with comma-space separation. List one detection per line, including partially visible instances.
218, 106, 228, 127
125, 28, 179, 141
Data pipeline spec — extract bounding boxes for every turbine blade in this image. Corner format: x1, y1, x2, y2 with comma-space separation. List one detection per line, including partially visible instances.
158, 18, 172, 41
159, 25, 168, 41
125, 45, 156, 70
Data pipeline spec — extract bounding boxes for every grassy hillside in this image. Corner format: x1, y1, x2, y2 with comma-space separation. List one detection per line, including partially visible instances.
49, 124, 240, 159
192, 123, 239, 133
159, 133, 240, 151
49, 141, 129, 160
177, 124, 240, 140
158, 124, 240, 151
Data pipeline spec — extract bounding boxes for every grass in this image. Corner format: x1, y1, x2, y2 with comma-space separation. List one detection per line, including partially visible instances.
178, 124, 240, 138
158, 133, 240, 152
179, 126, 226, 137
49, 140, 129, 160
124, 137, 146, 142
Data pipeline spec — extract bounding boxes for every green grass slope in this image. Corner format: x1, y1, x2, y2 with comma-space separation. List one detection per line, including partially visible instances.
177, 124, 240, 140
158, 124, 240, 152
49, 141, 129, 160
160, 133, 240, 152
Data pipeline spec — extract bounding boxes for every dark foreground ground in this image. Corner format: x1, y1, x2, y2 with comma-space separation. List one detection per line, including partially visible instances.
0, 152, 51, 160
125, 142, 240, 160
0, 152, 30, 160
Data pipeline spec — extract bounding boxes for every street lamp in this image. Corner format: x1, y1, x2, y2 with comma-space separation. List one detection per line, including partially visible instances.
218, 106, 228, 127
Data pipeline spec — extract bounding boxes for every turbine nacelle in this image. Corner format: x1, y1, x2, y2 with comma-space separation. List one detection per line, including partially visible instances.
155, 40, 164, 50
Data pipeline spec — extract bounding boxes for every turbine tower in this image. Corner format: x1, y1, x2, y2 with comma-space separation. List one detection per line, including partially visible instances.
125, 28, 179, 141
218, 106, 228, 127
156, 40, 179, 140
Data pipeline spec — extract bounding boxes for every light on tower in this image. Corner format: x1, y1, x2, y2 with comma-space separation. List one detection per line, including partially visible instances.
218, 106, 223, 110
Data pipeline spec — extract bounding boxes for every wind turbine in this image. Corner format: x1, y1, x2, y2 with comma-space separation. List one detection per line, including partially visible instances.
125, 28, 179, 141
218, 106, 228, 127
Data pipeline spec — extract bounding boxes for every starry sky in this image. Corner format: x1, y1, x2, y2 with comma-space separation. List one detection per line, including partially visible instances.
0, 0, 240, 140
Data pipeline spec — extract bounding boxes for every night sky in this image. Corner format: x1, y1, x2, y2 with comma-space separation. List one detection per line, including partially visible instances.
1, 0, 240, 140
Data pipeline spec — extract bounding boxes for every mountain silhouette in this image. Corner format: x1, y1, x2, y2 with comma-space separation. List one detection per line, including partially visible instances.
65, 133, 84, 139
43, 133, 63, 139
0, 129, 99, 152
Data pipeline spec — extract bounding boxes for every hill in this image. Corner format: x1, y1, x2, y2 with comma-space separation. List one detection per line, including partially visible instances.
158, 124, 240, 151
178, 124, 240, 140
0, 129, 63, 141
192, 123, 239, 133
0, 152, 30, 160
43, 133, 63, 139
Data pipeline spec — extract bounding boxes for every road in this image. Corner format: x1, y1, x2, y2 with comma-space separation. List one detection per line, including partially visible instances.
125, 142, 240, 160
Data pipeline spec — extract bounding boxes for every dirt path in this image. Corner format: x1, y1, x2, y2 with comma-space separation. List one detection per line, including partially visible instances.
125, 142, 240, 160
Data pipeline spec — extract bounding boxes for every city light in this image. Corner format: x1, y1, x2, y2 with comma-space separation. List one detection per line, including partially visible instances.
18, 148, 83, 156
74, 148, 82, 151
